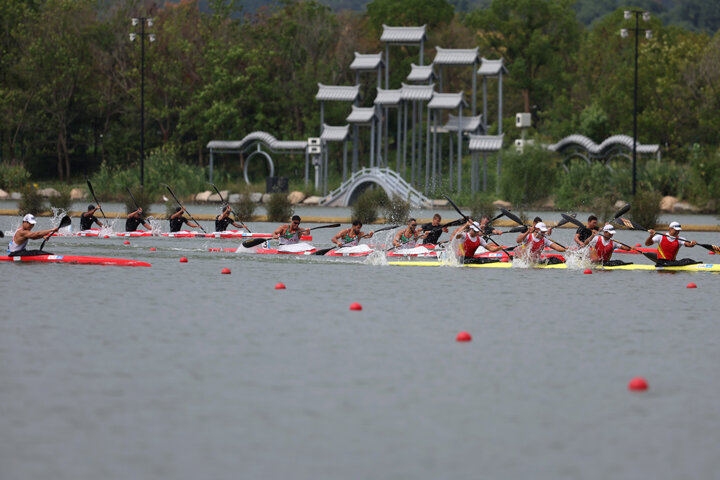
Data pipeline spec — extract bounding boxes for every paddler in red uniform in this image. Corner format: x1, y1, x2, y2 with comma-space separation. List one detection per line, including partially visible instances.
273, 215, 311, 245
7, 214, 62, 256
515, 221, 566, 263
645, 221, 696, 265
583, 224, 630, 264
331, 220, 374, 247
450, 220, 502, 262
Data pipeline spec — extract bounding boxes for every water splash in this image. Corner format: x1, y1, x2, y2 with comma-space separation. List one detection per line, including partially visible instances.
437, 235, 462, 266
146, 216, 163, 235
364, 229, 396, 266
564, 246, 592, 270
50, 207, 72, 234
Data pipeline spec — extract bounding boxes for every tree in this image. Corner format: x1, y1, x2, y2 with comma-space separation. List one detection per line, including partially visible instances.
366, 0, 454, 31
464, 0, 582, 114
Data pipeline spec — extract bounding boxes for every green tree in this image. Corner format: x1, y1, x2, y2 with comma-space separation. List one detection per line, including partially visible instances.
366, 0, 454, 31
465, 0, 582, 114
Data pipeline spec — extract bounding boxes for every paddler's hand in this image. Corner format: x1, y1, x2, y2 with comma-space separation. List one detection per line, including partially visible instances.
303, 228, 310, 235
366, 231, 374, 238
689, 240, 697, 247
648, 229, 656, 237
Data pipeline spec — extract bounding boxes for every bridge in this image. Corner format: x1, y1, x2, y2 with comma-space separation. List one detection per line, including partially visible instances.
321, 167, 432, 207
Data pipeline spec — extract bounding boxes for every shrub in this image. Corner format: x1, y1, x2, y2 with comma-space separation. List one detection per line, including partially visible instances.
49, 187, 72, 212
233, 192, 256, 222
124, 188, 153, 214
350, 188, 387, 224
266, 192, 293, 222
383, 193, 410, 224
470, 194, 496, 220
18, 186, 46, 215
591, 195, 617, 223
499, 145, 558, 206
0, 163, 31, 190
631, 190, 662, 229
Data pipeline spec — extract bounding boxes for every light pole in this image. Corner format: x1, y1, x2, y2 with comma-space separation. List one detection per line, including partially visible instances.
621, 10, 652, 196
130, 17, 155, 188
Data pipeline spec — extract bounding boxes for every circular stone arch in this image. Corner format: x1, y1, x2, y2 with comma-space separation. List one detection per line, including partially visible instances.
243, 150, 275, 184
345, 179, 392, 206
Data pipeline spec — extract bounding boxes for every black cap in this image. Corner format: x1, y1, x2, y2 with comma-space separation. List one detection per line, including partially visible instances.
88, 204, 95, 210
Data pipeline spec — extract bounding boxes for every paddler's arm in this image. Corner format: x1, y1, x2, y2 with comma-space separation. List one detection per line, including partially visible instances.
683, 239, 697, 247
516, 226, 532, 244
645, 229, 656, 246
331, 229, 347, 246
21, 227, 59, 241
170, 209, 185, 220
450, 221, 469, 240
272, 224, 287, 240
186, 220, 200, 228
362, 230, 374, 239
392, 230, 403, 247
582, 231, 598, 247
549, 241, 566, 252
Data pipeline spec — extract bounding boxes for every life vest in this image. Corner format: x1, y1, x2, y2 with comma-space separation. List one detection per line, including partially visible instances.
279, 227, 301, 245
657, 235, 680, 260
462, 233, 483, 257
342, 231, 359, 246
525, 233, 546, 255
399, 232, 417, 248
592, 236, 614, 263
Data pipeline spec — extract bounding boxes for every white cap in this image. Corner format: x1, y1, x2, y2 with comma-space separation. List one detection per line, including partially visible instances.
536, 222, 548, 232
470, 224, 480, 232
603, 224, 615, 234
669, 221, 682, 231
472, 221, 481, 230
22, 214, 37, 225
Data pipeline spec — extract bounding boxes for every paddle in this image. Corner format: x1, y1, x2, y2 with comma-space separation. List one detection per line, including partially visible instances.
209, 183, 251, 233
613, 216, 720, 255
39, 215, 71, 251
86, 179, 107, 221
0, 230, 4, 238
443, 194, 515, 257
241, 223, 341, 248
314, 224, 399, 256
126, 187, 145, 219
561, 213, 658, 263
555, 212, 576, 228
166, 185, 207, 233
499, 207, 526, 228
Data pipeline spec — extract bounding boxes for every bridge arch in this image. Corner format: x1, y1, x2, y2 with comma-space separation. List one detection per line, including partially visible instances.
243, 150, 275, 184
345, 179, 392, 205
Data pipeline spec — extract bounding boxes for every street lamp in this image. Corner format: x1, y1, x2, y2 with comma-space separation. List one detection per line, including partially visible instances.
130, 17, 155, 188
621, 10, 652, 196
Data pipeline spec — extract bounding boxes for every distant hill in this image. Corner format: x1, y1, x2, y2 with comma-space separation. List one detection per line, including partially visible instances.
195, 0, 718, 34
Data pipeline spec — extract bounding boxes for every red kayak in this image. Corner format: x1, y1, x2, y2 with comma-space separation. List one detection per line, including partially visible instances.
0, 255, 151, 267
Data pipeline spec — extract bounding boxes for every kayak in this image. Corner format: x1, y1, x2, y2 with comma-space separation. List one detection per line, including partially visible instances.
74, 229, 312, 240
389, 260, 720, 272
0, 255, 151, 267
325, 244, 374, 256
256, 242, 318, 255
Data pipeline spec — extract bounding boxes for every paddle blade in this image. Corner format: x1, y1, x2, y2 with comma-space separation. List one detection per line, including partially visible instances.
698, 243, 720, 255
59, 215, 71, 229
0, 230, 4, 238
507, 226, 528, 233
560, 213, 585, 229
500, 208, 525, 226
613, 203, 631, 220
313, 247, 334, 256
555, 212, 576, 228
614, 217, 645, 230
309, 223, 341, 231
242, 238, 266, 248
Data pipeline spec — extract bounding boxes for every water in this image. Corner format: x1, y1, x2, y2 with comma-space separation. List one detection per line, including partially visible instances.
2, 220, 720, 480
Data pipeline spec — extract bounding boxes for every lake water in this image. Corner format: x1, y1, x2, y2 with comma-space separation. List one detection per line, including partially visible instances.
2, 214, 720, 480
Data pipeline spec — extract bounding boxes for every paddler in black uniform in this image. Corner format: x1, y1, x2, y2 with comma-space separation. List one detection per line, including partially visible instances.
331, 220, 374, 247
215, 205, 244, 232
7, 214, 61, 256
80, 204, 104, 231
125, 208, 151, 232
574, 215, 598, 247
420, 214, 448, 245
169, 206, 200, 232
272, 215, 310, 244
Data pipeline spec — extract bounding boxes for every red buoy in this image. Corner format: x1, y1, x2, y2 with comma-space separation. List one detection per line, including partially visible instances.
274, 282, 286, 290
584, 268, 592, 274
635, 243, 642, 247
687, 282, 697, 289
349, 302, 362, 311
221, 268, 231, 274
456, 331, 472, 342
179, 257, 188, 263
103, 235, 110, 239
149, 247, 156, 251
628, 377, 648, 391
123, 240, 130, 245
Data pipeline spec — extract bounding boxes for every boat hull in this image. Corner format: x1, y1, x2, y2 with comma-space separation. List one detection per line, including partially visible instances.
388, 260, 720, 272
0, 255, 151, 267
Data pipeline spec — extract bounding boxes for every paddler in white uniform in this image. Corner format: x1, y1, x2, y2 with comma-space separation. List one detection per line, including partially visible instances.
7, 214, 62, 256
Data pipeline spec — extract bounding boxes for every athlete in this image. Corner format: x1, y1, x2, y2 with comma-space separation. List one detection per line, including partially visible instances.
515, 221, 566, 263
645, 221, 696, 264
479, 215, 502, 236
393, 218, 425, 248
574, 215, 599, 247
583, 224, 630, 264
80, 204, 103, 231
272, 215, 310, 245
215, 205, 245, 232
169, 206, 200, 232
125, 208, 151, 232
419, 214, 449, 245
331, 220, 374, 247
450, 220, 501, 261
7, 214, 62, 256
